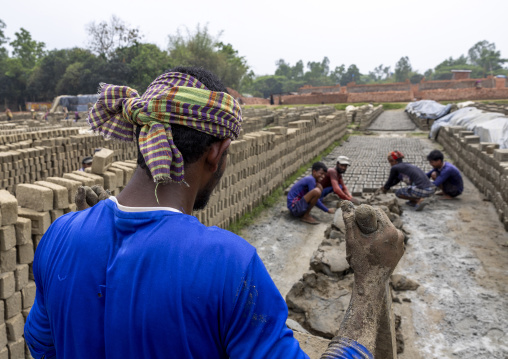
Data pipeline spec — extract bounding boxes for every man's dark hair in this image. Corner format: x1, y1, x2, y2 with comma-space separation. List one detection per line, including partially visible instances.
311, 162, 327, 172
136, 67, 229, 177
427, 149, 444, 162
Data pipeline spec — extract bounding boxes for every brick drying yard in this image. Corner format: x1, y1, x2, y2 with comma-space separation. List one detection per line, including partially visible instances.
241, 110, 508, 359
0, 106, 507, 358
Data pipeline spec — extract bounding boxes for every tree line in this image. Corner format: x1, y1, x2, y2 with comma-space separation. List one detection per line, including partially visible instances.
1, 16, 507, 109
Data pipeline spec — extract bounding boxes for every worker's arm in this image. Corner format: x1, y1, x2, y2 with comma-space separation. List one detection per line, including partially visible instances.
320, 202, 405, 358
225, 253, 309, 359
383, 167, 400, 191
329, 170, 352, 201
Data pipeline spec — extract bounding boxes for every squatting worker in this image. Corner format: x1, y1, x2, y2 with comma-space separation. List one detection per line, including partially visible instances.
24, 67, 405, 359
287, 162, 335, 225
381, 151, 435, 211
426, 149, 463, 199
320, 155, 360, 205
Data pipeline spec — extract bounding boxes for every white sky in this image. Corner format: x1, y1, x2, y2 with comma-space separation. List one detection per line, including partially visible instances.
2, 0, 507, 76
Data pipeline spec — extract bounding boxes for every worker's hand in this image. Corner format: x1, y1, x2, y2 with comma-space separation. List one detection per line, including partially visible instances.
349, 197, 360, 205
328, 208, 336, 215
75, 185, 111, 211
341, 201, 405, 288
380, 186, 388, 194
431, 172, 437, 180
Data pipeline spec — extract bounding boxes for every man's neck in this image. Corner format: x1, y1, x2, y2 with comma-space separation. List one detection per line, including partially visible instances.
116, 167, 198, 215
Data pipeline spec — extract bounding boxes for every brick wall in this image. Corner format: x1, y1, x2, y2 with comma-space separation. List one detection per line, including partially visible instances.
346, 82, 411, 93
347, 91, 413, 103
418, 78, 496, 90
436, 127, 508, 231
281, 93, 349, 104
299, 85, 342, 94
415, 88, 508, 101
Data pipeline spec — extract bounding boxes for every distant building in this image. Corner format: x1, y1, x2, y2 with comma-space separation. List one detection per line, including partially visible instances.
451, 70, 472, 80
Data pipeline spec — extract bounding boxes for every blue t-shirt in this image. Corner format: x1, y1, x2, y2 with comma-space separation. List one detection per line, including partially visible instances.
287, 176, 328, 212
24, 199, 308, 359
426, 161, 463, 196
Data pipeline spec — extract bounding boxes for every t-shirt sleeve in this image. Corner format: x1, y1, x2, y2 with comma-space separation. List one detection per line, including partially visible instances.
24, 229, 57, 359
224, 253, 309, 359
384, 167, 399, 190
330, 170, 350, 200
432, 167, 451, 187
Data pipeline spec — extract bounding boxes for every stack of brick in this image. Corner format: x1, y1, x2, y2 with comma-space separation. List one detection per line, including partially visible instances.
469, 102, 508, 116
0, 189, 35, 358
195, 110, 348, 228
437, 126, 508, 231
0, 133, 137, 192
405, 110, 433, 131
0, 106, 350, 356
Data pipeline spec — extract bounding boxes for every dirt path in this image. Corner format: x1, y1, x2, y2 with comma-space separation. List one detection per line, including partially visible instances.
395, 176, 508, 359
240, 122, 508, 357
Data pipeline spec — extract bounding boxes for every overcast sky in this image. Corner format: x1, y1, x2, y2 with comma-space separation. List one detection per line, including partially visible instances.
2, 0, 507, 76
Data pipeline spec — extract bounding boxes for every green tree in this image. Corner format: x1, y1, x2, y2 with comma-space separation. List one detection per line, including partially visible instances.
9, 28, 46, 69
303, 57, 335, 86
431, 55, 480, 80
330, 64, 345, 84
114, 43, 171, 91
168, 24, 250, 89
248, 75, 286, 98
27, 48, 96, 100
367, 64, 391, 83
340, 64, 361, 85
86, 15, 143, 59
468, 40, 507, 77
394, 56, 412, 82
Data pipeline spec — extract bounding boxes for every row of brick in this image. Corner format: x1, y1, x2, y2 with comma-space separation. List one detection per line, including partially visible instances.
0, 107, 348, 358
437, 126, 508, 230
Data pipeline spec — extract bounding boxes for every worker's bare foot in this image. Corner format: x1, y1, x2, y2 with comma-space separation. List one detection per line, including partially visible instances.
300, 215, 320, 225
438, 194, 454, 200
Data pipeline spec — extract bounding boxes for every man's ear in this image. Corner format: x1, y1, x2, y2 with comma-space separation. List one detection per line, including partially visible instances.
206, 139, 231, 172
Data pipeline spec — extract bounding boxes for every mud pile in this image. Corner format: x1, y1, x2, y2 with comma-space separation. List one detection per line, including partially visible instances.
286, 193, 414, 351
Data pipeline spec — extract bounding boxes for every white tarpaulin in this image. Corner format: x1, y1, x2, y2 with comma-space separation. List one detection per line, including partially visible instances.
406, 100, 452, 120
430, 107, 508, 149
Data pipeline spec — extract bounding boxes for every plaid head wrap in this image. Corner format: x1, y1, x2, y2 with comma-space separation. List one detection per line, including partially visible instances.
87, 72, 242, 184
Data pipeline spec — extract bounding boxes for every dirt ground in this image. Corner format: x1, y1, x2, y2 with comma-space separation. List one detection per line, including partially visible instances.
240, 131, 508, 358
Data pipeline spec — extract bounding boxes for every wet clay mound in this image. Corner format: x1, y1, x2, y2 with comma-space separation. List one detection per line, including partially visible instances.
287, 272, 354, 339
286, 194, 407, 345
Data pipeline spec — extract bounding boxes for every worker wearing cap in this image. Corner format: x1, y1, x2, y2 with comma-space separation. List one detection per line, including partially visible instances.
79, 156, 93, 171
320, 155, 360, 205
381, 151, 435, 211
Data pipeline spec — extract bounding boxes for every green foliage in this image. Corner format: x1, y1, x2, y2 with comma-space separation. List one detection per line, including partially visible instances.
467, 40, 507, 77
167, 24, 249, 89
394, 56, 412, 82
339, 64, 362, 85
113, 43, 171, 91
10, 28, 46, 69
85, 15, 143, 59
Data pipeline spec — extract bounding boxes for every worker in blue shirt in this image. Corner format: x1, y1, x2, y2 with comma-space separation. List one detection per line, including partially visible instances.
287, 162, 336, 225
426, 150, 463, 199
25, 67, 405, 359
